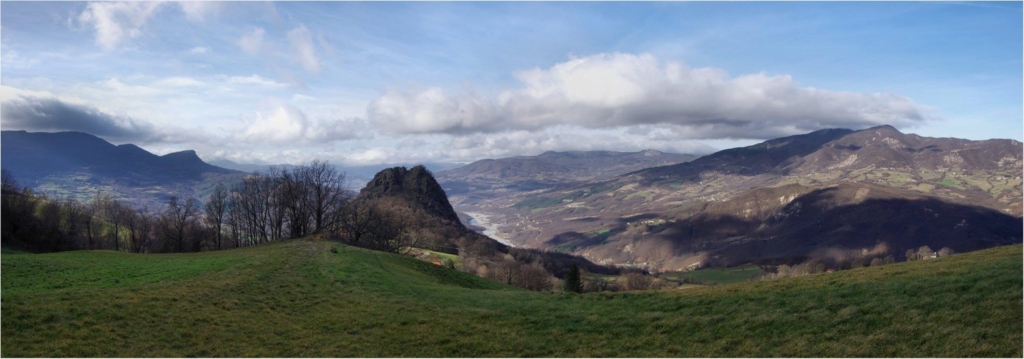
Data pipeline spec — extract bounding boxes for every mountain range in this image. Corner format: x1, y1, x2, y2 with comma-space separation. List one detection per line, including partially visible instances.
437, 125, 1022, 271
0, 130, 242, 208
4, 127, 1020, 273
436, 149, 696, 195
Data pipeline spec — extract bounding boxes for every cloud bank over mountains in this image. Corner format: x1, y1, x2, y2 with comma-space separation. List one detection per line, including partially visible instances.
0, 52, 935, 165
369, 53, 931, 139
1, 93, 156, 142
4, 1, 1019, 166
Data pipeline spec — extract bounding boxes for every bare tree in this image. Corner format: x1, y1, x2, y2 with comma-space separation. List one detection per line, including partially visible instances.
99, 194, 127, 252
301, 160, 347, 233
83, 196, 103, 250
517, 263, 552, 291
204, 183, 229, 250
334, 200, 413, 253
37, 195, 64, 251
265, 167, 287, 241
0, 169, 17, 194
121, 206, 155, 253
232, 174, 273, 244
59, 197, 86, 248
130, 209, 155, 253
917, 246, 935, 260
937, 247, 955, 257
277, 167, 311, 238
163, 196, 199, 253
905, 248, 918, 261
624, 272, 654, 291
226, 194, 243, 248
488, 256, 521, 286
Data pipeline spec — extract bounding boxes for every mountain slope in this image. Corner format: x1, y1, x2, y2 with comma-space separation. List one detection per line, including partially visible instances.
565, 182, 1021, 270
438, 149, 697, 194
434, 149, 698, 238
2, 240, 1020, 356
458, 126, 1022, 271
1, 130, 242, 207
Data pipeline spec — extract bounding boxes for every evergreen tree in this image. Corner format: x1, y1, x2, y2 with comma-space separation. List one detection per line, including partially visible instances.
563, 262, 583, 293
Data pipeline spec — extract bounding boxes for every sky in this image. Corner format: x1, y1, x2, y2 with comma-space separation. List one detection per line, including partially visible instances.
1, 1, 1021, 166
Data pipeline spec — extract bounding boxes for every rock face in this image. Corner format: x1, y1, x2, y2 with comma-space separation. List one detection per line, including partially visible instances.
358, 165, 461, 223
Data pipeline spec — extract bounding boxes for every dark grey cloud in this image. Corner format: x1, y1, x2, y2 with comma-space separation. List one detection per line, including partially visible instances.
2, 95, 157, 142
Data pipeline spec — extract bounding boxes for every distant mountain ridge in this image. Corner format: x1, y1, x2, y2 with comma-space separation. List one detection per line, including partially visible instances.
438, 149, 697, 193
435, 149, 699, 227
2, 131, 237, 183
453, 125, 1023, 271
1, 130, 242, 207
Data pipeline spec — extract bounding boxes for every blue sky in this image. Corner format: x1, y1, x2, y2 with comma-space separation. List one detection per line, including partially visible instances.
2, 1, 1021, 166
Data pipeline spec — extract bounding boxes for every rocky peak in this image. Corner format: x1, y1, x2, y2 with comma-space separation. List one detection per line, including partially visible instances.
161, 150, 204, 164
358, 165, 460, 223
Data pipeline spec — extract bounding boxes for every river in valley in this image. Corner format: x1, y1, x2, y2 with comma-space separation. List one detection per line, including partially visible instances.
463, 211, 515, 247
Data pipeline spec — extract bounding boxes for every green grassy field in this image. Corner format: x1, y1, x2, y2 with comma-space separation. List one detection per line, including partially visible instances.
2, 240, 1021, 357
661, 264, 764, 284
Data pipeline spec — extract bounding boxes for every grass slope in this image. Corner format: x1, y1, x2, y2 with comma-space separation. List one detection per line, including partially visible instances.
2, 240, 1021, 357
661, 264, 764, 284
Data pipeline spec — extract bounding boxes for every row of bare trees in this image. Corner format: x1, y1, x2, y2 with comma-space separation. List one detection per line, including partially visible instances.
2, 161, 422, 255
2, 169, 191, 253
219, 161, 350, 248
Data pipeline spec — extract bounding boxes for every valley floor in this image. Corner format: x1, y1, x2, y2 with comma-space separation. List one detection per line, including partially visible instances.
2, 240, 1021, 357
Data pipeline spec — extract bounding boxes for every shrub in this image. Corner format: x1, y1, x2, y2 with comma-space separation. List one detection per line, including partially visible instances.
441, 257, 456, 270
624, 272, 654, 291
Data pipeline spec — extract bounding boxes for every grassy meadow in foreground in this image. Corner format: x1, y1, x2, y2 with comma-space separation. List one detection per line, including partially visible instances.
2, 240, 1021, 357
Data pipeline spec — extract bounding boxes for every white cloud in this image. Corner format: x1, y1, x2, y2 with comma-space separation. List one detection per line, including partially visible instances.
227, 74, 286, 88
369, 87, 497, 134
154, 76, 205, 87
436, 126, 716, 163
189, 46, 209, 54
77, 2, 166, 50
324, 125, 715, 166
1, 49, 40, 69
101, 78, 162, 97
287, 25, 321, 73
235, 99, 366, 144
238, 27, 266, 56
177, 1, 218, 22
346, 148, 394, 166
0, 85, 86, 105
292, 94, 317, 103
367, 52, 933, 139
239, 102, 310, 143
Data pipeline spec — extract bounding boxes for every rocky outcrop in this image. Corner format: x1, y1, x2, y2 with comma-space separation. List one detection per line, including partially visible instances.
358, 165, 461, 223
